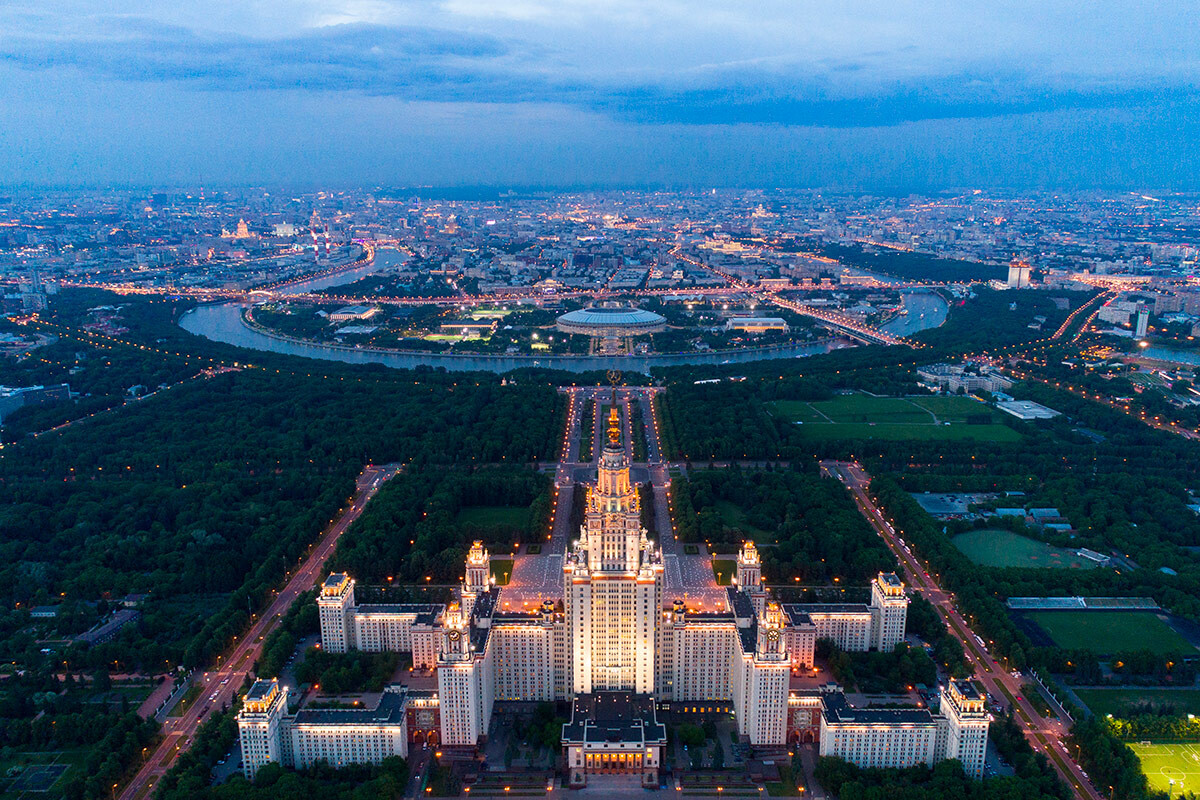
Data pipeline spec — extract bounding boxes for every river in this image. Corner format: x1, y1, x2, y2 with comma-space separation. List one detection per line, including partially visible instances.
1139, 346, 1200, 367
180, 303, 854, 374
180, 250, 854, 373
880, 291, 950, 337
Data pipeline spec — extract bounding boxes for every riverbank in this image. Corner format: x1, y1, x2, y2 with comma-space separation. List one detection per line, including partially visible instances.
181, 301, 854, 374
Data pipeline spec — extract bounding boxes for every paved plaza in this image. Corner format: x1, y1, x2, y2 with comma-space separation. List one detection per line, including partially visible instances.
502, 386, 726, 611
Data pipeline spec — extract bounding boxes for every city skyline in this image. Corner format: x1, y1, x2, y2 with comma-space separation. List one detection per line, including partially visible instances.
2, 1, 1199, 188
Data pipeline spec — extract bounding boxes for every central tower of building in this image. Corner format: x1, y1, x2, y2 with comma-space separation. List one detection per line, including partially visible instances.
565, 401, 663, 695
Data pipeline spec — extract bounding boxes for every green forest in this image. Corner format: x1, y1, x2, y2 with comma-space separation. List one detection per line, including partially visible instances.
329, 467, 554, 583
0, 289, 567, 798
669, 467, 897, 583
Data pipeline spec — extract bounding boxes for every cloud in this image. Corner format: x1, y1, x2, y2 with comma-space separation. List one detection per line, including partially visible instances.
0, 18, 520, 95
0, 4, 1196, 128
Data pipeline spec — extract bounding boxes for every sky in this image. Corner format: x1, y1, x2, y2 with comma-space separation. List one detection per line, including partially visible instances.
1, 0, 1198, 189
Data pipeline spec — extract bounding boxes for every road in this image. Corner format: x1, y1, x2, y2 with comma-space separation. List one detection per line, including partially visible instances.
118, 462, 404, 800
505, 384, 725, 610
820, 460, 1103, 800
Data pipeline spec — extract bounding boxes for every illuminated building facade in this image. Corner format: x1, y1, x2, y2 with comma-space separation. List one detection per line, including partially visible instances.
782, 571, 910, 668
564, 407, 663, 695
818, 680, 991, 775
255, 406, 929, 783
238, 679, 411, 780
316, 573, 443, 669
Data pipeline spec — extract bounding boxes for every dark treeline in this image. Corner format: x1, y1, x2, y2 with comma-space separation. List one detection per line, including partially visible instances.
1038, 647, 1197, 686
329, 466, 553, 584
907, 593, 971, 677
817, 639, 939, 693
0, 288, 570, 796
670, 468, 896, 583
0, 368, 562, 674
1104, 714, 1200, 743
59, 712, 159, 800
1069, 718, 1169, 800
295, 648, 404, 694
910, 288, 1087, 352
809, 241, 1009, 283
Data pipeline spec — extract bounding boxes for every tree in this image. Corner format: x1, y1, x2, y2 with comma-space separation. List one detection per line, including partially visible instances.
677, 723, 705, 749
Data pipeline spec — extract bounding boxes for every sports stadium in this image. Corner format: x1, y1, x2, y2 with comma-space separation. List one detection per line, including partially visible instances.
555, 305, 667, 337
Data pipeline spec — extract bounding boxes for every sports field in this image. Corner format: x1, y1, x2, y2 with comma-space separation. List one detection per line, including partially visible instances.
1027, 611, 1198, 655
1130, 742, 1200, 797
771, 394, 1021, 442
1076, 689, 1200, 719
0, 749, 86, 797
952, 529, 1097, 569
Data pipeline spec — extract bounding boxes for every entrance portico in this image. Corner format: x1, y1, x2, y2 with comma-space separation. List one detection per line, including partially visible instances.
562, 693, 666, 789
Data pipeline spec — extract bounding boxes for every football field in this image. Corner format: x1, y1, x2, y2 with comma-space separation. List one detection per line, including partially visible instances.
1130, 742, 1200, 797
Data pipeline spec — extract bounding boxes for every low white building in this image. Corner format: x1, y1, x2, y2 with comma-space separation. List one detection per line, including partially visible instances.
819, 680, 991, 778
725, 317, 790, 333
782, 572, 910, 667
239, 679, 411, 780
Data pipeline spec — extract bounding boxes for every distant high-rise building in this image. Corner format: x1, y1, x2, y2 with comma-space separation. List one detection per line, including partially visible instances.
1007, 260, 1031, 288
1135, 304, 1149, 338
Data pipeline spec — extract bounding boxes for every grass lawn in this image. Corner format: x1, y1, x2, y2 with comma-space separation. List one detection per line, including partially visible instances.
1076, 689, 1200, 719
490, 559, 514, 586
908, 395, 1003, 421
771, 394, 1020, 442
795, 422, 1021, 442
1027, 611, 1198, 655
1129, 742, 1200, 797
714, 500, 773, 539
456, 506, 531, 529
952, 529, 1097, 569
712, 559, 737, 585
812, 394, 932, 424
770, 400, 826, 423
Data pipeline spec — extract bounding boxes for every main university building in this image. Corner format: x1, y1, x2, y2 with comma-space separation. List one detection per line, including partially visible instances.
241, 411, 990, 786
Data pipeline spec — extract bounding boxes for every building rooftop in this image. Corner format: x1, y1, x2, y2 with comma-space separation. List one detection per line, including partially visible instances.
822, 692, 935, 726
562, 692, 667, 746
246, 679, 276, 704
996, 399, 1061, 420
556, 306, 666, 328
784, 603, 871, 622
950, 679, 984, 701
294, 686, 409, 726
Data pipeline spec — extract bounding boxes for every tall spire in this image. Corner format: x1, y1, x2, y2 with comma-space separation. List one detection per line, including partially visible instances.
607, 403, 621, 448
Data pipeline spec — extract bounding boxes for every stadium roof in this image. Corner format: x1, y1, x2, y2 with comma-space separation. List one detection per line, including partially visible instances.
557, 306, 666, 327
